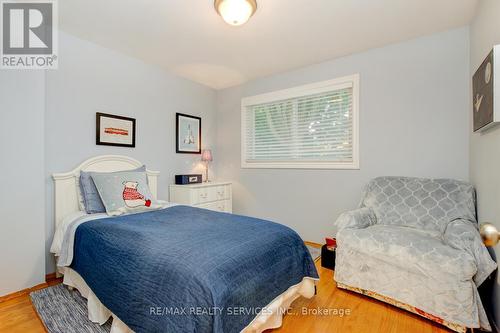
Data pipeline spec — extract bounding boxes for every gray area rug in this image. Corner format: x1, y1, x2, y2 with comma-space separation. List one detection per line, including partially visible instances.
30, 284, 111, 333
306, 244, 321, 261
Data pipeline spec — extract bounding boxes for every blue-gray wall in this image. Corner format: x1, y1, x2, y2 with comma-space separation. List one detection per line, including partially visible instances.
0, 71, 46, 296
216, 27, 471, 245
44, 32, 217, 274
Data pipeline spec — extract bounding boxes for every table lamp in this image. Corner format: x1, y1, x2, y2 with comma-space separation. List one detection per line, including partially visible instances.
480, 222, 500, 247
201, 149, 213, 182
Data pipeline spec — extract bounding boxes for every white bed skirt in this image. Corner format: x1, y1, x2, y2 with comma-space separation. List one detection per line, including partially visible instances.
61, 267, 317, 333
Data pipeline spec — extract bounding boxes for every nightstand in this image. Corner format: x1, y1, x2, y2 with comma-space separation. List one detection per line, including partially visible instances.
169, 182, 232, 213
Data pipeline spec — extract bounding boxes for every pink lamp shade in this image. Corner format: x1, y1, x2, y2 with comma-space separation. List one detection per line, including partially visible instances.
201, 149, 213, 162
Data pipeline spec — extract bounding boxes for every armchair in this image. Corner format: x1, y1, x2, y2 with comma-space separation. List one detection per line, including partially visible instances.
334, 177, 497, 332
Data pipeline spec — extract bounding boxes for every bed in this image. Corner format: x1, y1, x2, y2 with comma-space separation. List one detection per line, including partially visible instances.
51, 155, 319, 333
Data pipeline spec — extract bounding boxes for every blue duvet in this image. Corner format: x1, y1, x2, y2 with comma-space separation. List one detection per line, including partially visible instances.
71, 205, 318, 333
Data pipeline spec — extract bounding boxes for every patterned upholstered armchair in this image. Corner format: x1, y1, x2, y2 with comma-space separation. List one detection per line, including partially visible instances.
334, 177, 497, 332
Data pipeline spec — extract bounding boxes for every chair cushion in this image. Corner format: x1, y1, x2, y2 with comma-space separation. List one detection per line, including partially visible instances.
337, 225, 477, 281
361, 177, 476, 235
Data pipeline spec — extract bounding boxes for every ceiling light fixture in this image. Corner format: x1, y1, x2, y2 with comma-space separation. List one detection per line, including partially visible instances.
214, 0, 257, 26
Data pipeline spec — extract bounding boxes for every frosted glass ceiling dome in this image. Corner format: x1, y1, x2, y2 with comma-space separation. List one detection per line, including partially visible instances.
215, 0, 257, 26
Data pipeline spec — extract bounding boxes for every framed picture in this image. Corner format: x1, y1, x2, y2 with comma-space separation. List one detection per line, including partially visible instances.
473, 48, 495, 131
176, 113, 201, 154
96, 112, 136, 147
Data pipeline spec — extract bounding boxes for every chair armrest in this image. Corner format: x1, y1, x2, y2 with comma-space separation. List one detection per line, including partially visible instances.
443, 219, 497, 286
334, 207, 377, 233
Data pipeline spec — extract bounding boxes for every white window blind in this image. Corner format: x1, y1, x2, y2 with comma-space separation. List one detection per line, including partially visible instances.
241, 75, 359, 169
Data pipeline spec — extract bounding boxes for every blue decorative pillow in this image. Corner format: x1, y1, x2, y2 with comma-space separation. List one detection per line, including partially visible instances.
79, 165, 146, 214
90, 170, 158, 216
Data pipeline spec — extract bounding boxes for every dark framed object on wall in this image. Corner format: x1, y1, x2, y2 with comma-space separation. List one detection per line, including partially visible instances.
96, 112, 136, 148
473, 45, 499, 132
176, 113, 201, 154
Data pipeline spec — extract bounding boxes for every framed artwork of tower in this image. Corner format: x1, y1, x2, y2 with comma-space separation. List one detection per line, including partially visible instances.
176, 113, 201, 154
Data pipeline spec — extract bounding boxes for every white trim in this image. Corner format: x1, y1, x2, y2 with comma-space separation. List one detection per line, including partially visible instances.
241, 161, 360, 170
241, 74, 360, 170
52, 155, 160, 231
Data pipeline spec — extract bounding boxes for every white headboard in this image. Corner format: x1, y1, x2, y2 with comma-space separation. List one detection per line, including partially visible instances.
52, 155, 160, 230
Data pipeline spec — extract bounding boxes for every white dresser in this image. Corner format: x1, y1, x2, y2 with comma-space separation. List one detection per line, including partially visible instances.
169, 181, 232, 213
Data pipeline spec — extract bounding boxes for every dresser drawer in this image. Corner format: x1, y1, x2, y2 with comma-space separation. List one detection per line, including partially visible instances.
214, 185, 230, 200
197, 200, 229, 213
192, 188, 211, 204
191, 185, 230, 204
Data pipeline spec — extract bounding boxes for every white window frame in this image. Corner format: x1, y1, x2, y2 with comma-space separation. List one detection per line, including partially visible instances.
241, 74, 360, 170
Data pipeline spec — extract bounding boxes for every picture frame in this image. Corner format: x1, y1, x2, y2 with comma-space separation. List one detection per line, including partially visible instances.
473, 45, 499, 132
176, 113, 201, 154
473, 50, 494, 131
96, 112, 136, 148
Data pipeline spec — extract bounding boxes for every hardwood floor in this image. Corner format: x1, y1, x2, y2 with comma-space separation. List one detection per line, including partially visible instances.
270, 262, 450, 333
0, 294, 46, 333
0, 277, 60, 333
0, 251, 450, 333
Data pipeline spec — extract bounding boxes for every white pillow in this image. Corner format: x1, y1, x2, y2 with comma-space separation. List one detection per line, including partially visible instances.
75, 173, 86, 211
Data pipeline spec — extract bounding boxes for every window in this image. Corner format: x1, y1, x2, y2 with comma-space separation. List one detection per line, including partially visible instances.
241, 74, 359, 169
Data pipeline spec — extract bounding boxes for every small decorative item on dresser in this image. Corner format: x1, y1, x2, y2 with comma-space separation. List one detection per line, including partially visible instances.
201, 149, 213, 182
175, 174, 203, 185
321, 238, 336, 270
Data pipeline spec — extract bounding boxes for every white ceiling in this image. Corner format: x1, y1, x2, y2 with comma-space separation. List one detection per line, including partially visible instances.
59, 0, 478, 90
